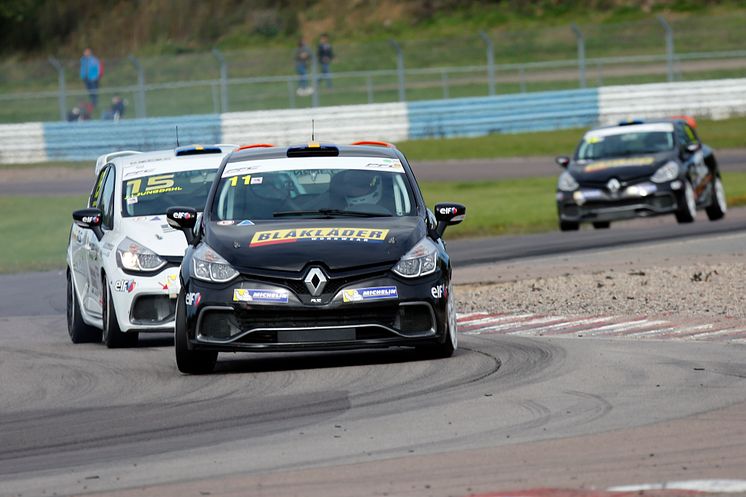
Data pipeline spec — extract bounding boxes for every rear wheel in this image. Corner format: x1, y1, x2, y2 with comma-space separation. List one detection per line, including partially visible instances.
67, 269, 102, 343
102, 275, 138, 348
592, 221, 611, 229
175, 289, 217, 374
706, 176, 727, 221
675, 180, 697, 224
559, 220, 580, 231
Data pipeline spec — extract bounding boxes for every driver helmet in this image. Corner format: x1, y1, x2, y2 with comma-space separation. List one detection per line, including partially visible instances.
345, 171, 382, 206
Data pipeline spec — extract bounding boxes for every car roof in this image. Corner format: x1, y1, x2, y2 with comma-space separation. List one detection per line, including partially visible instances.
584, 122, 675, 139
227, 143, 402, 163
95, 144, 237, 175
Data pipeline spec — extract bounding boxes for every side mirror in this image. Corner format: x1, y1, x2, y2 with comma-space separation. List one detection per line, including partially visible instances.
434, 202, 466, 237
167, 206, 197, 244
555, 156, 571, 168
72, 208, 104, 241
686, 143, 701, 153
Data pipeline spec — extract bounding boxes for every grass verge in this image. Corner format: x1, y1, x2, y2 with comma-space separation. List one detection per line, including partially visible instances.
422, 171, 746, 238
6, 172, 746, 274
0, 195, 87, 273
400, 116, 746, 161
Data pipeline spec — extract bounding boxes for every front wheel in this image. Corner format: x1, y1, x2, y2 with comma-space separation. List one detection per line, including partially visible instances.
67, 269, 102, 343
102, 275, 138, 348
675, 180, 697, 224
175, 290, 217, 374
418, 286, 457, 359
559, 220, 580, 231
706, 176, 727, 221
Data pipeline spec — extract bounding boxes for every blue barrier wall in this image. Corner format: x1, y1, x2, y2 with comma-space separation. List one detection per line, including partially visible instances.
406, 89, 600, 139
43, 115, 222, 161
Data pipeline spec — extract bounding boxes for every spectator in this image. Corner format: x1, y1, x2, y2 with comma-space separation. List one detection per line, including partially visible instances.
294, 38, 313, 96
79, 48, 102, 107
67, 106, 81, 122
317, 33, 334, 88
103, 96, 125, 121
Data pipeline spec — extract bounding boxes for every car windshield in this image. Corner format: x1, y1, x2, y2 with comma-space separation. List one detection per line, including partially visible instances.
577, 130, 674, 160
212, 156, 417, 221
121, 168, 217, 217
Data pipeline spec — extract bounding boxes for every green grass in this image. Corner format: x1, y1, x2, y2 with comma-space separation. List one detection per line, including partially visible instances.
0, 195, 87, 273
400, 116, 746, 161
422, 171, 746, 239
6, 172, 746, 274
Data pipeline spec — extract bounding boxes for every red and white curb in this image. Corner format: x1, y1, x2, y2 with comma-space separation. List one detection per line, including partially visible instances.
457, 312, 746, 343
467, 479, 746, 497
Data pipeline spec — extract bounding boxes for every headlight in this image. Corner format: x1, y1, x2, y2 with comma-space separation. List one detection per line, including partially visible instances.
392, 237, 438, 278
192, 243, 238, 283
651, 161, 680, 183
117, 237, 166, 272
558, 171, 579, 192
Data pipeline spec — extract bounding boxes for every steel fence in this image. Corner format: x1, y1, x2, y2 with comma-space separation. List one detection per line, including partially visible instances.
1, 14, 745, 124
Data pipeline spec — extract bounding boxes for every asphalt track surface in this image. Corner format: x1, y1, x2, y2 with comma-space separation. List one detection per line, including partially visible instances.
2, 213, 746, 496
1, 148, 745, 196
2, 155, 746, 496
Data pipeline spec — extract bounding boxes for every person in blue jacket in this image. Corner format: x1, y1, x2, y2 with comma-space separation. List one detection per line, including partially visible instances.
80, 48, 102, 107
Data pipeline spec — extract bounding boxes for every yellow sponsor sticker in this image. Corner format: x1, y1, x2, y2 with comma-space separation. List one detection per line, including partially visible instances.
250, 227, 389, 247
584, 157, 655, 172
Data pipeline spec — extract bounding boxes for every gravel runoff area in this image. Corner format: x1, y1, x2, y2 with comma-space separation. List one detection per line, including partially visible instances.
454, 231, 746, 321
457, 262, 746, 319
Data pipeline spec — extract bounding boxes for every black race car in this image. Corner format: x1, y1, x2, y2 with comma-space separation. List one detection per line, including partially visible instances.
555, 117, 727, 231
166, 141, 465, 374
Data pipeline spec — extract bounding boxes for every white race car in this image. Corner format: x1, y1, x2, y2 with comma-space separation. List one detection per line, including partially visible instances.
66, 144, 236, 347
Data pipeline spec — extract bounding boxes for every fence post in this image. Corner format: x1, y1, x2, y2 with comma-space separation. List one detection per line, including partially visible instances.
657, 15, 675, 82
212, 48, 229, 113
48, 57, 66, 121
479, 31, 496, 96
127, 55, 147, 118
570, 24, 587, 89
366, 73, 374, 104
311, 51, 319, 108
389, 40, 406, 102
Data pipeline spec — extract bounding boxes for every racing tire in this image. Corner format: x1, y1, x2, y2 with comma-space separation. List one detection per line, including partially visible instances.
67, 269, 102, 343
417, 286, 457, 359
102, 275, 138, 348
592, 221, 611, 229
675, 180, 697, 224
175, 289, 217, 374
706, 176, 727, 221
559, 220, 580, 231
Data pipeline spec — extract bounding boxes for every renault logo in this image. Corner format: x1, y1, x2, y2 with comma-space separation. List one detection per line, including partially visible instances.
304, 267, 327, 296
606, 178, 621, 193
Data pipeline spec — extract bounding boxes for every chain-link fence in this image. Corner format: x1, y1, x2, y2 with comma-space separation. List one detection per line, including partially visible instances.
1, 14, 745, 124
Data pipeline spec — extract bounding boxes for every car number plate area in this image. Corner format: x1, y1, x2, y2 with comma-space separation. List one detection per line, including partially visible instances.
277, 328, 356, 343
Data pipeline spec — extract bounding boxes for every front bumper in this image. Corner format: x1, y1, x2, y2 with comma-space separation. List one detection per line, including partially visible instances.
108, 265, 181, 332
182, 272, 450, 352
557, 181, 681, 223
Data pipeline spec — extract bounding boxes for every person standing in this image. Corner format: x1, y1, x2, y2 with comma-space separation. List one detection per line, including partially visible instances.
317, 33, 334, 88
80, 48, 102, 107
294, 38, 312, 96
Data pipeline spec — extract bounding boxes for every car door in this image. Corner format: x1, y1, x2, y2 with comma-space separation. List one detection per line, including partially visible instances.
83, 165, 116, 317
73, 166, 108, 316
677, 123, 707, 198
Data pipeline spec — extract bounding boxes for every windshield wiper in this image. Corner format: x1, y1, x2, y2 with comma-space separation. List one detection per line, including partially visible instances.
273, 209, 391, 218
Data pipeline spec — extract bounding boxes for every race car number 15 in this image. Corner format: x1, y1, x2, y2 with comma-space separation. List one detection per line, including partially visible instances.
126, 174, 176, 195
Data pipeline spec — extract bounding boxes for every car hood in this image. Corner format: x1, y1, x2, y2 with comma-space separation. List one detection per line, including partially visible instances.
205, 217, 426, 273
119, 216, 187, 257
569, 152, 673, 183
